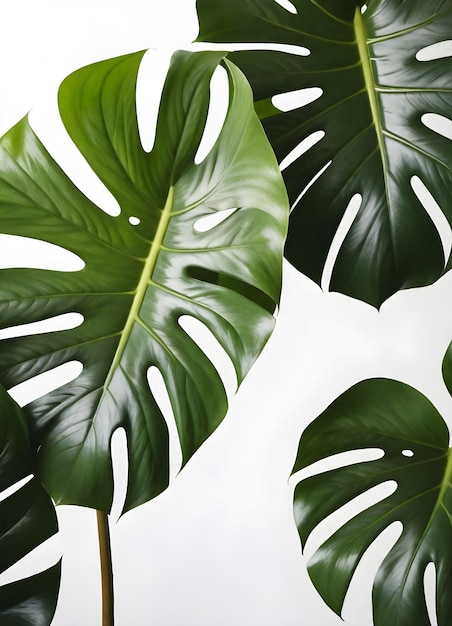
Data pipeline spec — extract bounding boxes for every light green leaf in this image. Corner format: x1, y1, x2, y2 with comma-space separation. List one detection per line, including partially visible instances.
292, 378, 452, 626
0, 50, 288, 513
0, 384, 60, 625
196, 0, 452, 307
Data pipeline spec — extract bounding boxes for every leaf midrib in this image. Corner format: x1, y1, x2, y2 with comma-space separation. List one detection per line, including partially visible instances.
354, 7, 385, 158
54, 187, 175, 504
103, 186, 174, 390
354, 6, 398, 277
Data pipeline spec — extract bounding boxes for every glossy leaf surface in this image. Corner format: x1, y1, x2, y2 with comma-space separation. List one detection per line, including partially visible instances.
196, 0, 452, 307
442, 339, 452, 397
0, 385, 60, 625
0, 50, 288, 513
292, 378, 452, 625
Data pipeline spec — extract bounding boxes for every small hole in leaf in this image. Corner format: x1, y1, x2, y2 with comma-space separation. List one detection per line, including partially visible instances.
360, 3, 368, 13
401, 449, 414, 457
280, 130, 325, 172
274, 0, 297, 14
8, 361, 83, 407
194, 65, 228, 164
194, 208, 238, 233
272, 87, 322, 113
0, 312, 84, 340
128, 216, 141, 226
0, 234, 85, 271
421, 112, 452, 140
416, 40, 452, 61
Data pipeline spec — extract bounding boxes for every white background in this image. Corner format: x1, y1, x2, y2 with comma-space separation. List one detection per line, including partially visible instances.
0, 1, 451, 624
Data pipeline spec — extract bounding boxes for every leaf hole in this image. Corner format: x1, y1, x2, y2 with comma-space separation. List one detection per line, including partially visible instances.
274, 0, 298, 14
177, 315, 237, 401
128, 216, 141, 226
8, 361, 83, 407
410, 176, 452, 263
194, 42, 310, 57
272, 87, 322, 113
29, 108, 121, 217
280, 130, 325, 172
303, 480, 397, 560
194, 64, 229, 164
401, 449, 414, 457
0, 234, 85, 271
193, 208, 238, 233
109, 427, 129, 521
147, 365, 182, 480
290, 159, 332, 212
0, 313, 84, 341
292, 448, 384, 484
0, 533, 61, 588
416, 40, 452, 61
321, 193, 362, 292
136, 48, 172, 153
421, 112, 452, 140
0, 475, 33, 504
360, 3, 368, 13
341, 522, 403, 624
424, 562, 438, 626
187, 266, 277, 314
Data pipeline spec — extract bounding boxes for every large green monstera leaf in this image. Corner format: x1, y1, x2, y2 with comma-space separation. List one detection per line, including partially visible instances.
196, 0, 452, 307
0, 50, 288, 513
0, 384, 60, 624
292, 378, 452, 626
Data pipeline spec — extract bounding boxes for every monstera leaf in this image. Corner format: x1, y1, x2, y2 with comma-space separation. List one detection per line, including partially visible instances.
0, 50, 288, 513
196, 0, 452, 307
0, 384, 60, 624
442, 339, 452, 396
292, 378, 452, 626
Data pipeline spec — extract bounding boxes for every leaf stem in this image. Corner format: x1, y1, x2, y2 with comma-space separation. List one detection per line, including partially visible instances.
97, 510, 114, 626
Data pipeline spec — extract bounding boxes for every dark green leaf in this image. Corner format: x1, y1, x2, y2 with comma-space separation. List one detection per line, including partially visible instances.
196, 0, 452, 307
292, 378, 452, 626
0, 50, 288, 513
0, 384, 60, 625
442, 339, 452, 396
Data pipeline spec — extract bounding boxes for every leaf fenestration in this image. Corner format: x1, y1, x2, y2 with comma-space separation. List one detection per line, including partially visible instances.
0, 385, 60, 625
197, 0, 452, 307
292, 378, 452, 626
0, 50, 288, 513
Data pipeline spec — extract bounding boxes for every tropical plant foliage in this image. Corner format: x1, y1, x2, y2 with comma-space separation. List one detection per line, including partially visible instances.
0, 384, 60, 625
292, 377, 452, 626
196, 0, 452, 307
1, 1, 452, 624
0, 49, 288, 516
